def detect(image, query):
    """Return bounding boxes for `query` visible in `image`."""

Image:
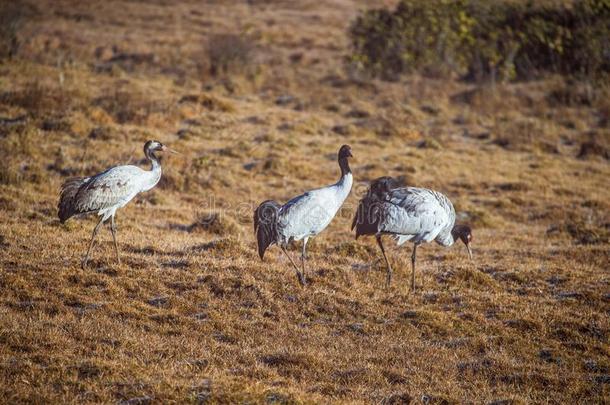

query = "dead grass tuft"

[577,132,609,160]
[178,93,236,113]
[188,211,242,237]
[547,221,609,245]
[206,34,255,77]
[458,207,501,228]
[546,80,595,108]
[94,88,171,125]
[438,266,499,290]
[191,237,250,258]
[0,81,75,117]
[326,241,376,261]
[416,137,443,150]
[0,124,45,185]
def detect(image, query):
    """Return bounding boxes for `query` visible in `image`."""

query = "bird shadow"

[124,244,189,258]
[125,245,162,255]
[81,261,119,276]
[161,259,190,270]
[165,222,197,233]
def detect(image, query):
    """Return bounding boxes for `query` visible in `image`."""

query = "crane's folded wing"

[379,188,452,237]
[73,166,144,213]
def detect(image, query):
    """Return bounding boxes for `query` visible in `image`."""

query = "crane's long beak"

[466,244,473,260]
[162,145,181,155]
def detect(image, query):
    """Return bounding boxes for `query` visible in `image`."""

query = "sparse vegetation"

[0,0,608,403]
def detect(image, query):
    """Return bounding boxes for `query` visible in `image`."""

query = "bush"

[348,0,610,82]
[0,81,74,116]
[93,88,170,124]
[207,34,254,77]
[349,0,476,80]
[0,2,24,60]
[0,125,43,185]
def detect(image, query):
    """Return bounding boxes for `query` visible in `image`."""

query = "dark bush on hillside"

[0,81,75,116]
[0,2,24,59]
[348,0,610,82]
[94,88,170,124]
[207,34,254,77]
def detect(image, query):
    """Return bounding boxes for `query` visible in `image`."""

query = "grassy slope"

[0,0,608,403]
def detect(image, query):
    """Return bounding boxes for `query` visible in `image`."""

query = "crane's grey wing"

[59,176,91,222]
[379,188,453,240]
[278,191,332,240]
[71,166,143,215]
[278,192,312,236]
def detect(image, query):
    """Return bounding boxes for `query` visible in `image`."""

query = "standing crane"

[58,140,177,268]
[254,145,354,286]
[352,176,473,289]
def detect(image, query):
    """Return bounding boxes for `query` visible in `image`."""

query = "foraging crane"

[352,176,472,290]
[254,145,354,286]
[58,140,177,268]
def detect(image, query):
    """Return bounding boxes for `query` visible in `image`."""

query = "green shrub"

[348,0,610,82]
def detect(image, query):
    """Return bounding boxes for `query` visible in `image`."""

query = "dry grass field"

[0,0,609,403]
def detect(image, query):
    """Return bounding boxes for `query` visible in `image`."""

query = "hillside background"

[0,0,608,403]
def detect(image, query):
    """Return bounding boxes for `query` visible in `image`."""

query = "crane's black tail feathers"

[352,176,396,239]
[352,195,381,239]
[58,177,87,223]
[254,200,281,260]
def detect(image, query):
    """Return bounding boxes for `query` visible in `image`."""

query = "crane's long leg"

[110,215,120,265]
[376,235,393,287]
[411,243,418,291]
[301,237,309,283]
[82,217,105,269]
[281,246,305,286]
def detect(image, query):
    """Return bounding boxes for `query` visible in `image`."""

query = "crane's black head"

[369,176,397,197]
[338,144,353,160]
[451,224,473,260]
[144,140,166,153]
[143,140,179,160]
[338,144,353,176]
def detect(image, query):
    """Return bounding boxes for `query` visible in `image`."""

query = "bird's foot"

[297,272,307,287]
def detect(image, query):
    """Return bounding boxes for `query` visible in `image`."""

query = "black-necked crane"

[254,145,354,286]
[58,140,177,268]
[352,176,473,290]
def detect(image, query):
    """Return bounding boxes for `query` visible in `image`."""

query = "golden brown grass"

[0,0,608,403]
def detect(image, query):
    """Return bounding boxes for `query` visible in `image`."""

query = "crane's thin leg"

[281,246,305,286]
[411,244,418,291]
[301,237,309,283]
[376,235,393,287]
[82,217,105,269]
[110,215,120,265]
